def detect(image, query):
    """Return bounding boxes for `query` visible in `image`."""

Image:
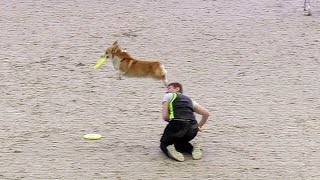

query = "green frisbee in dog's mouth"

[94,55,108,69]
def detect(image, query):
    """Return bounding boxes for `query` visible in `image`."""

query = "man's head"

[167,82,183,93]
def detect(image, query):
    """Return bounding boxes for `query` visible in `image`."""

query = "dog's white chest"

[110,57,122,70]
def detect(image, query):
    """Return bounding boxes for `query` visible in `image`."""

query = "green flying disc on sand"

[94,56,108,69]
[83,133,102,140]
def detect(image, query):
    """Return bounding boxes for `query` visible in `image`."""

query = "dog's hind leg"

[163,78,168,87]
[160,64,168,87]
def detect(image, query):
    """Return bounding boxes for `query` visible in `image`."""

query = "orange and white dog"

[103,41,168,86]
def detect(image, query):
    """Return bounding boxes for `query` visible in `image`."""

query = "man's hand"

[194,104,210,129]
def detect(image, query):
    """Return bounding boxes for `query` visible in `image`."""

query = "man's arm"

[162,101,169,122]
[193,104,210,130]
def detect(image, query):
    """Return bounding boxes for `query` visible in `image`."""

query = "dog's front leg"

[116,70,125,80]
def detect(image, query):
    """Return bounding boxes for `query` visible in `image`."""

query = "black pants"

[160,120,198,156]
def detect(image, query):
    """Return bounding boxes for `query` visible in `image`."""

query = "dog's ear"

[111,45,119,58]
[113,41,118,46]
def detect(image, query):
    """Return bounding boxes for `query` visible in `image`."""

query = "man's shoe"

[192,145,202,160]
[166,145,184,162]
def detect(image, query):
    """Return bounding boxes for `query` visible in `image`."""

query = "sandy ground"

[1,0,320,179]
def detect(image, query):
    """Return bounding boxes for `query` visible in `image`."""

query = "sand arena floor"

[1,0,320,179]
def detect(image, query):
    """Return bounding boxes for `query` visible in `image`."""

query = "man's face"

[167,85,179,93]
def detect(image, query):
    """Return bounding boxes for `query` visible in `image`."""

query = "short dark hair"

[167,82,183,93]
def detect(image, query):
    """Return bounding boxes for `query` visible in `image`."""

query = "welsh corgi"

[103,41,168,86]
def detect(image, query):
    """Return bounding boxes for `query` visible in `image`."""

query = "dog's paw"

[116,76,123,80]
